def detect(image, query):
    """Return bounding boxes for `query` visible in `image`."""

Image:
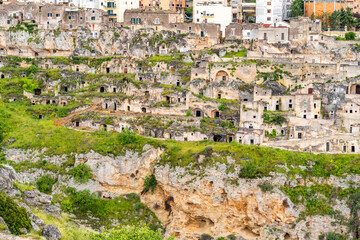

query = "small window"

[267,1,271,4]
[200,31,204,37]
[56,13,60,17]
[91,16,96,20]
[48,13,53,17]
[267,9,271,13]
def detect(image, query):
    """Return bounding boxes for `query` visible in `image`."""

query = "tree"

[290,0,304,18]
[310,12,315,21]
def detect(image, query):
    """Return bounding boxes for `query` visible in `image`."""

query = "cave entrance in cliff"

[356,85,360,94]
[213,135,222,142]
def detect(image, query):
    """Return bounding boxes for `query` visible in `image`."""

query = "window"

[267,1,271,4]
[231,30,235,36]
[326,142,330,152]
[69,16,72,20]
[281,33,284,40]
[267,9,271,13]
[264,33,267,40]
[69,24,73,29]
[267,17,271,21]
[131,18,135,24]
[91,16,95,20]
[200,31,204,37]
[56,13,60,17]
[48,13,52,17]
[177,30,181,34]
[154,18,160,24]
[136,18,141,24]
[189,26,192,32]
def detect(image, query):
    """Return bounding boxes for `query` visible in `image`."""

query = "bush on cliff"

[0,192,31,235]
[143,174,157,194]
[72,163,92,183]
[238,161,263,179]
[36,174,56,194]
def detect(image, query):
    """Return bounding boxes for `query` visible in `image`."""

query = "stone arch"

[211,109,220,118]
[193,108,203,117]
[349,84,360,94]
[215,70,229,81]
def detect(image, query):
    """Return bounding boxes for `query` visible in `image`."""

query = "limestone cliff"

[5,147,351,240]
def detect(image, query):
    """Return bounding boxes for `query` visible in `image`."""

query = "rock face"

[0,165,16,191]
[41,225,62,240]
[4,147,351,239]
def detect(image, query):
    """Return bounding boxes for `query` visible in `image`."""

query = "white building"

[193,1,232,36]
[256,0,284,25]
[4,0,100,8]
[68,0,100,8]
[99,0,139,22]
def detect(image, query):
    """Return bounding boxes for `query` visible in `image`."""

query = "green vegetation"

[59,188,161,230]
[223,49,247,58]
[36,174,57,194]
[345,32,356,40]
[32,208,92,240]
[318,232,347,240]
[258,182,274,192]
[72,164,92,183]
[328,8,358,30]
[218,104,227,111]
[143,174,158,194]
[290,0,304,17]
[263,113,287,125]
[91,224,173,240]
[0,192,31,235]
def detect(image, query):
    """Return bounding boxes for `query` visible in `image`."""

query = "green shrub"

[90,224,171,240]
[143,174,157,194]
[238,161,263,179]
[72,163,92,183]
[36,174,56,194]
[263,113,286,125]
[0,192,31,235]
[318,232,346,240]
[118,128,138,145]
[186,109,191,117]
[60,199,73,212]
[57,108,70,118]
[258,182,274,192]
[227,235,236,240]
[200,234,214,240]
[218,104,227,111]
[345,32,356,41]
[22,78,38,92]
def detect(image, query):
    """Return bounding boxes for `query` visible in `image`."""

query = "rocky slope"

[4,146,354,240]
